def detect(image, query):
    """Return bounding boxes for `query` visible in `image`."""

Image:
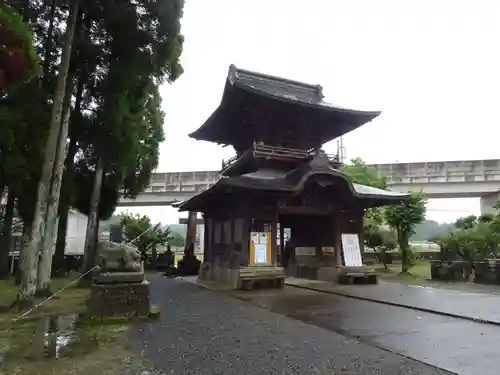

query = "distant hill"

[166,224,187,235]
[411,220,455,241]
[126,219,454,244]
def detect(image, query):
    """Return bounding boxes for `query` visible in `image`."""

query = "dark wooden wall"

[204,214,251,269]
[200,181,366,269]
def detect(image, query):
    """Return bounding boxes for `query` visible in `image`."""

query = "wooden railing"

[253,143,310,162]
[221,154,239,171]
[221,144,343,172]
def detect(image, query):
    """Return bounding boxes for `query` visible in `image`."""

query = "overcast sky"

[117,0,499,225]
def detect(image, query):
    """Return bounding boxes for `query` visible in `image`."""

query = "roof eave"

[189,65,381,143]
[233,78,381,120]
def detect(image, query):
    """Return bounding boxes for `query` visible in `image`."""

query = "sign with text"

[251,232,268,264]
[341,234,362,267]
[295,247,316,256]
[322,246,335,255]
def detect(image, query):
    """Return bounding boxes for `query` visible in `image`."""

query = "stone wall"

[89,282,150,317]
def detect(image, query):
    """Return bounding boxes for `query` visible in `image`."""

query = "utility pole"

[336,137,346,165]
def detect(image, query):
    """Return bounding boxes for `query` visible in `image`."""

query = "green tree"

[121,213,171,264]
[478,214,494,224]
[0,3,47,280]
[364,222,397,269]
[384,191,427,273]
[18,0,80,305]
[342,158,388,224]
[0,4,39,94]
[78,0,184,281]
[454,215,477,230]
[169,232,186,247]
[342,157,387,189]
[0,0,183,298]
[435,209,500,276]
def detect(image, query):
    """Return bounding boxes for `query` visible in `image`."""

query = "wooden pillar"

[279,221,285,266]
[334,214,343,267]
[203,216,211,263]
[357,208,365,256]
[242,216,251,266]
[271,214,278,265]
[186,211,197,247]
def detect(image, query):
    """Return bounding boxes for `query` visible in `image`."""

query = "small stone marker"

[148,305,161,320]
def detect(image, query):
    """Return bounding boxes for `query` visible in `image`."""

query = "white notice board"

[322,246,335,255]
[341,234,363,267]
[251,232,268,264]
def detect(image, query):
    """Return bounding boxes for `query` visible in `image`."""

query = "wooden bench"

[338,266,378,285]
[239,266,285,290]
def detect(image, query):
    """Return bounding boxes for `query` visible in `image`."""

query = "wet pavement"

[233,286,500,375]
[134,278,452,375]
[286,277,500,325]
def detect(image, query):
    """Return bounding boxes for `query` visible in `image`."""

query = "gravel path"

[132,278,454,375]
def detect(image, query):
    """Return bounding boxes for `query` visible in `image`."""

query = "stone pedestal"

[89,273,150,317]
[93,271,145,284]
[286,265,339,282]
[474,261,500,285]
[177,255,201,276]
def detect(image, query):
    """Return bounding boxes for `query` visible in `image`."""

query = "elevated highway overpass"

[118,159,500,215]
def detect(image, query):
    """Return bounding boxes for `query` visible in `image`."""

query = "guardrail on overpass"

[117,159,500,206]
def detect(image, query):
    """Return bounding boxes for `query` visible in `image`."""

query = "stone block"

[474,261,500,285]
[296,266,318,279]
[317,266,339,282]
[430,260,442,280]
[89,281,150,317]
[199,262,211,280]
[93,272,145,284]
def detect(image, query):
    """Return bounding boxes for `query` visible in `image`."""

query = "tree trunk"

[53,205,69,276]
[36,80,74,295]
[151,245,157,266]
[52,138,77,276]
[373,247,388,269]
[16,221,32,285]
[80,156,104,285]
[0,189,15,278]
[18,0,80,306]
[398,230,410,274]
[52,73,83,276]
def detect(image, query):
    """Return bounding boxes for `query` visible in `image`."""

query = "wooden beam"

[178,218,205,225]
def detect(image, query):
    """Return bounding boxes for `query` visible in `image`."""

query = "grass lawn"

[0,276,90,320]
[0,275,156,375]
[373,261,432,286]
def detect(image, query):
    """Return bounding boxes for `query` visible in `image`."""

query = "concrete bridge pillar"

[480,192,500,216]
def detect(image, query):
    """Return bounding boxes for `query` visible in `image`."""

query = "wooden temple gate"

[177,65,409,289]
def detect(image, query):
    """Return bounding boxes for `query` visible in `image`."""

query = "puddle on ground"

[0,313,118,362]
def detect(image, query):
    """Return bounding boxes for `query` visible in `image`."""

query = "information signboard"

[295,247,316,256]
[251,232,268,264]
[341,234,362,267]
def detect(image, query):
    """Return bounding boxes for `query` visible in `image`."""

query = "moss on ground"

[0,276,160,375]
